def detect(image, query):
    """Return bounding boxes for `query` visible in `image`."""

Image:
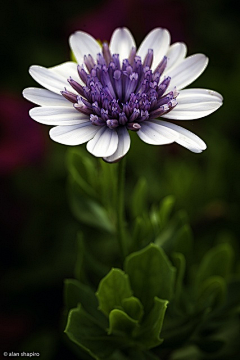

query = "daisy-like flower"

[23,28,223,162]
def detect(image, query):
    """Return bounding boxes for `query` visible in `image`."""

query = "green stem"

[117,156,127,260]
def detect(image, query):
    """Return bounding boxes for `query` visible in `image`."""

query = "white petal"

[69,31,101,65]
[137,28,170,72]
[177,88,223,102]
[50,123,100,146]
[103,127,130,162]
[109,28,136,64]
[162,88,223,120]
[49,60,77,76]
[23,88,71,106]
[166,42,187,72]
[137,120,178,145]
[164,54,209,91]
[87,126,118,157]
[158,120,206,153]
[30,106,89,125]
[29,65,72,94]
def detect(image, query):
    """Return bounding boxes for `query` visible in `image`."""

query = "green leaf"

[67,149,98,199]
[64,279,107,326]
[197,276,227,311]
[171,252,186,304]
[122,297,144,322]
[96,269,132,316]
[158,195,175,229]
[170,345,200,360]
[132,216,153,250]
[134,297,168,349]
[196,243,234,285]
[155,211,193,263]
[65,305,119,360]
[125,244,175,313]
[74,233,110,285]
[108,309,139,336]
[131,177,148,218]
[68,182,114,233]
[98,159,118,211]
[172,224,193,264]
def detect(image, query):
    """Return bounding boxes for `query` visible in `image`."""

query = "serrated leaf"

[134,297,168,349]
[196,243,234,285]
[96,269,132,316]
[64,279,107,326]
[65,305,119,360]
[122,297,144,322]
[125,244,175,313]
[131,177,148,218]
[197,276,227,311]
[108,309,139,336]
[158,195,175,229]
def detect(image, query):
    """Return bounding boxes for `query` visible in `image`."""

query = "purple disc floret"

[61,43,178,132]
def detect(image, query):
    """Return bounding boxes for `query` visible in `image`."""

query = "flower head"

[23,28,223,162]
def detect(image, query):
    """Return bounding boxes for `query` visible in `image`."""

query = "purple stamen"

[102,42,112,65]
[112,54,120,69]
[113,69,123,101]
[90,114,106,126]
[101,67,116,99]
[77,65,89,84]
[84,54,95,72]
[62,49,178,132]
[119,112,128,125]
[127,123,141,131]
[74,102,92,115]
[143,49,154,68]
[128,47,137,66]
[106,119,119,129]
[154,56,168,75]
[68,77,85,97]
[61,89,78,103]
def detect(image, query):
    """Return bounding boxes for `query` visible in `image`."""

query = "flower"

[23,27,223,162]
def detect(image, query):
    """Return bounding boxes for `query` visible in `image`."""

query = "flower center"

[61,44,178,131]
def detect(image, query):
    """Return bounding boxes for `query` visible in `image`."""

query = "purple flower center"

[61,44,178,131]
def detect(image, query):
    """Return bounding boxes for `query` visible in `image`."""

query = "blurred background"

[1,0,239,358]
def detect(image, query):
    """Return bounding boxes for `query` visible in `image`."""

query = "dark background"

[1,0,240,358]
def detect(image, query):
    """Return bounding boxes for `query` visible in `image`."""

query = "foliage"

[64,147,240,360]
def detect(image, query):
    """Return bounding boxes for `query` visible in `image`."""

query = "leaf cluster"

[65,148,240,359]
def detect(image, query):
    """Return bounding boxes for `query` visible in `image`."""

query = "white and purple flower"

[23,27,223,162]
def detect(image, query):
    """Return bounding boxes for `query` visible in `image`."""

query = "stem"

[117,156,127,259]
